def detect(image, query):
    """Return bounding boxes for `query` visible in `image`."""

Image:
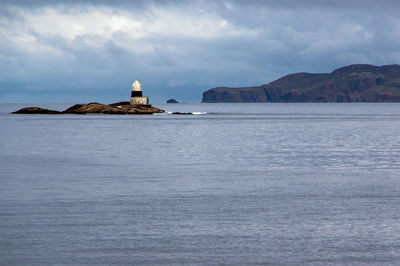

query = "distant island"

[202,64,400,102]
[13,102,164,115]
[166,99,179,103]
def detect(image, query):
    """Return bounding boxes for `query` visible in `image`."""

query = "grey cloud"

[1,0,400,102]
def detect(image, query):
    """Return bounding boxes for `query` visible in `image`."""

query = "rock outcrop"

[13,102,164,115]
[166,99,179,103]
[12,107,62,114]
[202,64,400,102]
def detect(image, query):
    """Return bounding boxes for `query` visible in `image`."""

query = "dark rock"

[12,107,61,114]
[172,112,192,115]
[108,101,131,107]
[167,99,179,103]
[202,64,400,102]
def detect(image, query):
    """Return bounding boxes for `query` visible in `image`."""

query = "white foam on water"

[192,112,207,115]
[160,111,207,115]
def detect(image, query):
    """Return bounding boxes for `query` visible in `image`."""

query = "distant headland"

[13,80,164,115]
[202,64,400,103]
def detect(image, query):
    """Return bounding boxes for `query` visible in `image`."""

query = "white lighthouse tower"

[130,80,149,105]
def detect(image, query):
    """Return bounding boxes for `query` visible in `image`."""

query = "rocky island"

[202,64,400,102]
[13,102,164,115]
[13,80,164,115]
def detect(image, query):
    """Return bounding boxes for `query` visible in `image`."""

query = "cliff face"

[202,64,400,102]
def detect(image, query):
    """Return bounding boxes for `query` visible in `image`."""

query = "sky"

[1,0,400,103]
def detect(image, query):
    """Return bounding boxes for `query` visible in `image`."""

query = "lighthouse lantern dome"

[132,80,142,91]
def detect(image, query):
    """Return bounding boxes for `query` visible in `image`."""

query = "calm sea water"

[1,103,400,265]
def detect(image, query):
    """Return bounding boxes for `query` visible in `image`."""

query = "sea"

[1,103,400,265]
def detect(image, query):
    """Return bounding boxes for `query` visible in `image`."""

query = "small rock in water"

[172,112,192,115]
[166,99,179,103]
[12,107,61,114]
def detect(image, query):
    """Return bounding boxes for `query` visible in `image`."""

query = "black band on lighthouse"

[131,91,143,97]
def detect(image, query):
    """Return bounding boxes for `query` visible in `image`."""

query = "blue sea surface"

[1,103,400,265]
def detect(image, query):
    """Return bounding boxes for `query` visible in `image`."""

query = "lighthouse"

[130,80,149,105]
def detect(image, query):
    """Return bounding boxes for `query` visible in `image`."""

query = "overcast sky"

[1,0,400,103]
